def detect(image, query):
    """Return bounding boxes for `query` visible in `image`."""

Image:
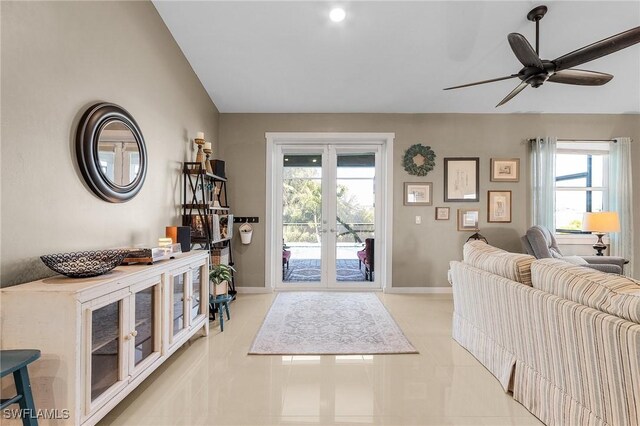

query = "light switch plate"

[415,216,422,224]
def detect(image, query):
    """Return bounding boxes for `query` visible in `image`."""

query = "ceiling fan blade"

[508,33,544,69]
[443,75,520,90]
[553,26,640,71]
[547,69,613,86]
[496,81,528,107]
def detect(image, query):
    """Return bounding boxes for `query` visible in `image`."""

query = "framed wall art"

[487,190,512,223]
[444,157,479,202]
[435,207,450,220]
[490,158,520,182]
[404,182,433,206]
[457,209,479,231]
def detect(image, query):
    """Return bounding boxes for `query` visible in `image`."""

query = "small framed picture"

[404,182,433,206]
[490,158,520,182]
[444,158,480,202]
[435,207,450,220]
[488,190,512,223]
[457,209,479,231]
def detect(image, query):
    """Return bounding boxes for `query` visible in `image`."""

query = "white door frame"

[265,132,394,291]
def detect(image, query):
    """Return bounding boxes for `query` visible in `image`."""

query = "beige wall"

[1,1,219,286]
[219,114,640,287]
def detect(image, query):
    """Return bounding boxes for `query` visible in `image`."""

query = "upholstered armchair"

[521,225,626,274]
[357,238,374,281]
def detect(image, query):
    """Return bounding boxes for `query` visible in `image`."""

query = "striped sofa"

[450,240,640,426]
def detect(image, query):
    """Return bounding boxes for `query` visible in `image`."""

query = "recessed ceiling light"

[329,8,346,23]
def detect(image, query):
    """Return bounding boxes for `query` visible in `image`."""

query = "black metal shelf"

[182,204,230,211]
[192,236,232,245]
[182,161,235,295]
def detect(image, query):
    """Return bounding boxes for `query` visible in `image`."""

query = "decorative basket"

[40,249,128,278]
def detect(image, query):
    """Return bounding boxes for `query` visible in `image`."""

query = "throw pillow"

[562,256,589,266]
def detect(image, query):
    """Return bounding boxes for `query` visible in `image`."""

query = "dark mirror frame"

[76,103,147,203]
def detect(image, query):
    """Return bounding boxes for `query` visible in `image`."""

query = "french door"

[275,144,382,289]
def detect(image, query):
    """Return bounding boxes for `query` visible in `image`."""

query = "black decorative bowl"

[40,249,128,278]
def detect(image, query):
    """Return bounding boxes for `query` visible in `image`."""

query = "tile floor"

[99,293,543,425]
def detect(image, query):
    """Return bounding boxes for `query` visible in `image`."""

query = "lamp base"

[592,232,606,256]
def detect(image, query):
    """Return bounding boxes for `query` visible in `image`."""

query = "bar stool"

[1,349,41,426]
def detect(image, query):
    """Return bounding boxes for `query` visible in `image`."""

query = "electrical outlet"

[415,216,422,224]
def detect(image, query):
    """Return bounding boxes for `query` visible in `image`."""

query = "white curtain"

[609,137,634,277]
[530,137,557,231]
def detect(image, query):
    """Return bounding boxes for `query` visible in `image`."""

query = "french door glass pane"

[173,273,186,336]
[134,286,155,366]
[91,301,120,401]
[336,153,375,282]
[282,154,323,282]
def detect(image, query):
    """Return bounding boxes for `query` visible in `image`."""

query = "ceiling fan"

[444,5,640,107]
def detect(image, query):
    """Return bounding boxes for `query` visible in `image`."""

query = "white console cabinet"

[0,250,209,426]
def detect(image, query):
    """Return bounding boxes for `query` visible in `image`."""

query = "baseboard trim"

[384,286,453,294]
[235,286,273,294]
[236,286,452,294]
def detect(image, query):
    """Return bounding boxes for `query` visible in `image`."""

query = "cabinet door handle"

[131,330,138,337]
[124,333,131,340]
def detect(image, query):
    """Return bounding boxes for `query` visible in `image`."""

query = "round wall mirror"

[76,103,147,202]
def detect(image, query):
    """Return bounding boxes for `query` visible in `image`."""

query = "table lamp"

[582,212,620,256]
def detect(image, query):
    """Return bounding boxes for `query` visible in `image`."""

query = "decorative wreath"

[403,144,436,176]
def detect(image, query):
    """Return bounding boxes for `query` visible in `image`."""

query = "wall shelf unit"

[182,162,235,296]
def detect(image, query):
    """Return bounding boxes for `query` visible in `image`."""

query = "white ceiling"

[153,1,640,114]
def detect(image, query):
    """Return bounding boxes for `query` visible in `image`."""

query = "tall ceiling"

[153,1,640,114]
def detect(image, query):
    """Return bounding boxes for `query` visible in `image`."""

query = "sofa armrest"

[582,256,627,268]
[585,263,622,274]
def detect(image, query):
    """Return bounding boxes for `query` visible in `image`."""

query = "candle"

[196,131,204,140]
[158,238,173,248]
[204,142,212,150]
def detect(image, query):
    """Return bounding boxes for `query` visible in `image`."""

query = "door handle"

[321,229,328,233]
[330,228,336,233]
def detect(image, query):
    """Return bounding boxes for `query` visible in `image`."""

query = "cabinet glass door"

[90,300,122,402]
[131,282,160,370]
[172,271,188,338]
[190,264,206,322]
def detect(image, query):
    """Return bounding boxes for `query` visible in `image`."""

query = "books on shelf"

[211,247,230,265]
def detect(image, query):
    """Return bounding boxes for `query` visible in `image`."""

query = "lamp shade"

[582,212,620,233]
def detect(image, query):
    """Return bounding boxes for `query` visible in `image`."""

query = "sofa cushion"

[463,241,535,286]
[531,258,640,323]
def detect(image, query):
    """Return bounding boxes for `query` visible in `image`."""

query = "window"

[555,141,609,233]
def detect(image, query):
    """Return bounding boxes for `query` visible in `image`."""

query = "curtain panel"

[609,137,634,277]
[530,137,557,231]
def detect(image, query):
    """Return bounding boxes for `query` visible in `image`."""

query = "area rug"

[249,292,418,355]
[284,259,365,282]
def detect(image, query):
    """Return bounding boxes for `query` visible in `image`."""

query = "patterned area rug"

[284,259,367,282]
[249,292,418,355]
